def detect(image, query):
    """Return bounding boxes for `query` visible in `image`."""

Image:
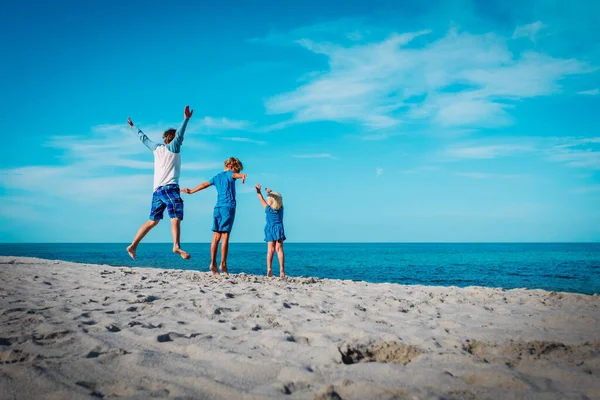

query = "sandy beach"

[1,256,599,399]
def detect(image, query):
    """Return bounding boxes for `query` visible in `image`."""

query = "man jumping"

[126,105,193,261]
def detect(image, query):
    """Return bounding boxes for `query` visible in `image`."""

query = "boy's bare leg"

[210,232,221,275]
[276,240,285,278]
[219,232,230,275]
[127,220,159,260]
[266,242,275,277]
[170,218,190,260]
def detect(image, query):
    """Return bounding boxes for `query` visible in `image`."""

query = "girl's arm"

[255,184,267,208]
[182,182,211,194]
[232,173,247,183]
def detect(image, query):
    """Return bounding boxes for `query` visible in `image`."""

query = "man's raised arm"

[127,117,158,151]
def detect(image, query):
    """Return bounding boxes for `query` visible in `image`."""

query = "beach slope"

[1,256,599,399]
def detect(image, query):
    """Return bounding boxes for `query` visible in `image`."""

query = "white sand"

[1,256,599,400]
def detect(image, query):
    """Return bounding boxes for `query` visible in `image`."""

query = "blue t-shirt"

[209,171,237,208]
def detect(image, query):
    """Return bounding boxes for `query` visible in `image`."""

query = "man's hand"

[181,188,191,194]
[255,183,261,192]
[184,105,194,119]
[127,117,134,127]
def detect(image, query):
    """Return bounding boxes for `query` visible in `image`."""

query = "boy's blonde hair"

[267,191,283,210]
[224,157,243,173]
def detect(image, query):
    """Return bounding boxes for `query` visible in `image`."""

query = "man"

[126,105,193,261]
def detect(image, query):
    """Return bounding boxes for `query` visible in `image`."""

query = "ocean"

[1,243,599,295]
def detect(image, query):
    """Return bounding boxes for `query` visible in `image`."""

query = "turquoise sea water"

[1,243,599,295]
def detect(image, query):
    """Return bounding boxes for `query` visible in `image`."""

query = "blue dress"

[264,206,286,242]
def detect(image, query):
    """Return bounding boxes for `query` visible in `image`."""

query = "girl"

[255,184,286,278]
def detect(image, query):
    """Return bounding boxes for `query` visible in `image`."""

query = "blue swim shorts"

[149,184,184,220]
[212,206,235,233]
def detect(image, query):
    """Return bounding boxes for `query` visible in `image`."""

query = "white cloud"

[261,25,589,132]
[0,122,228,215]
[512,21,547,41]
[455,172,522,179]
[445,144,533,159]
[376,167,383,176]
[442,136,600,170]
[571,185,600,194]
[401,166,441,174]
[292,153,336,159]
[221,137,267,145]
[199,117,250,130]
[577,89,599,96]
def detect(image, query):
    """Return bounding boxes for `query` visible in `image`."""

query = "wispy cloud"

[455,172,522,179]
[292,153,336,159]
[376,167,383,176]
[442,136,600,170]
[445,144,533,160]
[0,122,225,212]
[571,184,600,194]
[401,166,441,174]
[512,21,547,41]
[221,137,266,145]
[577,89,599,96]
[259,23,590,133]
[198,117,250,130]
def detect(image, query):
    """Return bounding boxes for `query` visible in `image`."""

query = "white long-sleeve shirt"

[131,118,189,191]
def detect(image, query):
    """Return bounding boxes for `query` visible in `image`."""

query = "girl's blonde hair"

[224,157,243,173]
[267,191,283,210]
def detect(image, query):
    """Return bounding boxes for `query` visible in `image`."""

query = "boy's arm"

[167,105,193,153]
[127,117,158,151]
[255,184,267,208]
[182,181,211,194]
[232,173,247,184]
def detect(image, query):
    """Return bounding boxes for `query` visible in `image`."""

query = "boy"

[182,158,246,275]
[126,105,193,261]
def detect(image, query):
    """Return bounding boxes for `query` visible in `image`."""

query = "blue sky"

[1,0,599,243]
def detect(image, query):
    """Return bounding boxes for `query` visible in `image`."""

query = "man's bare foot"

[126,245,137,260]
[209,264,220,276]
[173,247,191,260]
[220,264,229,276]
[280,270,286,278]
[267,269,273,277]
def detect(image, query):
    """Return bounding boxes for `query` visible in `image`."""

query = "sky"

[0,0,599,243]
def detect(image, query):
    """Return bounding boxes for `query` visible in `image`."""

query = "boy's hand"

[181,188,191,194]
[127,117,134,127]
[241,174,247,184]
[184,105,194,119]
[255,184,261,192]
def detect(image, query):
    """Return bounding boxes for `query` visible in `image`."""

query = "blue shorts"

[149,184,184,220]
[212,207,235,233]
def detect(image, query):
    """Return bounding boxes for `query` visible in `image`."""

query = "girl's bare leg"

[266,242,275,277]
[276,240,285,278]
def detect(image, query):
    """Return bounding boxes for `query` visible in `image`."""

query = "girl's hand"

[265,187,273,194]
[255,183,261,192]
[241,174,247,184]
[181,188,191,194]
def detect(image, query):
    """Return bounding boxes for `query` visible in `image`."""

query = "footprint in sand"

[33,331,72,345]
[0,349,30,364]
